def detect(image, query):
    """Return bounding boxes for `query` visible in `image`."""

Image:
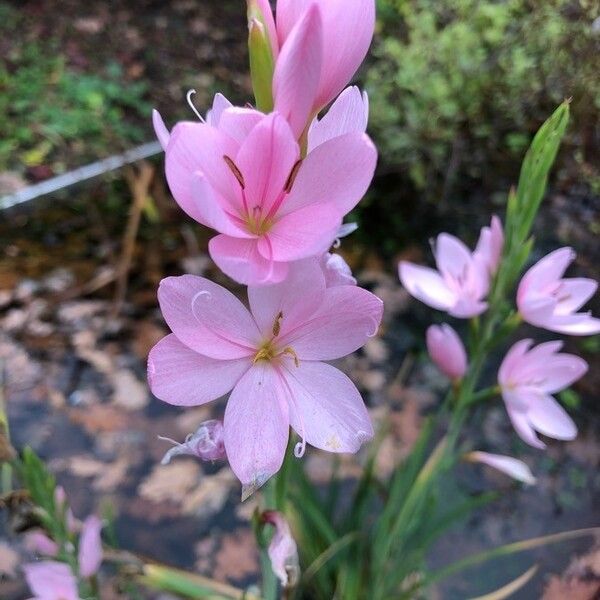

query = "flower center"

[252,312,300,367]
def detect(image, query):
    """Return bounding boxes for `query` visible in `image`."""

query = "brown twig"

[112,161,154,317]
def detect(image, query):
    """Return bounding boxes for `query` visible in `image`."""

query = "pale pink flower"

[426,324,467,380]
[274,0,375,111]
[162,110,376,285]
[23,561,80,600]
[465,451,536,485]
[263,511,300,587]
[498,339,587,449]
[25,531,59,557]
[148,259,382,498]
[399,233,490,317]
[159,420,226,465]
[78,515,103,578]
[517,248,600,335]
[320,252,356,287]
[473,215,504,275]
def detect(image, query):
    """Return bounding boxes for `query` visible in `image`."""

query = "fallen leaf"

[213,528,259,583]
[69,404,128,434]
[138,462,200,504]
[182,469,236,516]
[111,369,148,411]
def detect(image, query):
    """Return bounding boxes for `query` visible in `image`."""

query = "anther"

[283,347,300,367]
[272,311,283,337]
[186,89,205,122]
[223,155,245,188]
[284,160,302,193]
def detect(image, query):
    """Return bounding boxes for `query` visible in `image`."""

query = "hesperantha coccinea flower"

[498,339,588,449]
[148,258,383,498]
[154,107,376,285]
[517,247,600,335]
[399,231,492,318]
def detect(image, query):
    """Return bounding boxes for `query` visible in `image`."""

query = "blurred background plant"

[358,0,600,251]
[0,5,150,175]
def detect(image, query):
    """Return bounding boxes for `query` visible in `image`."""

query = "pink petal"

[520,354,587,394]
[283,360,373,452]
[278,0,375,109]
[188,173,251,237]
[526,393,577,441]
[498,339,534,386]
[518,247,575,298]
[434,233,473,282]
[449,297,488,318]
[542,313,600,335]
[505,403,546,449]
[152,109,170,150]
[260,203,341,262]
[467,451,536,485]
[25,531,59,557]
[205,93,232,127]
[217,106,264,145]
[264,511,299,586]
[148,335,250,406]
[78,515,103,578]
[224,364,290,498]
[283,132,377,216]
[158,275,259,359]
[307,86,369,151]
[248,258,326,338]
[279,285,383,360]
[24,561,79,600]
[553,278,598,314]
[273,4,323,138]
[235,113,299,217]
[209,235,289,286]
[398,261,456,311]
[165,122,241,216]
[321,252,357,287]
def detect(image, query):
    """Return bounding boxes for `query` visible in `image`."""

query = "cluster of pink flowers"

[148,0,381,500]
[400,216,598,480]
[24,487,103,599]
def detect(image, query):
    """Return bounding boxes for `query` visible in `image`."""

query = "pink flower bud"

[78,515,103,578]
[159,420,227,465]
[466,451,536,485]
[263,511,299,587]
[426,324,467,380]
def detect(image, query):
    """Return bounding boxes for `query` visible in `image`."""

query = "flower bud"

[159,420,226,465]
[78,515,103,578]
[426,324,467,381]
[263,511,300,587]
[465,451,536,485]
[248,17,275,112]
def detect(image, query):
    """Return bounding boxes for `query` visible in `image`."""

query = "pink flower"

[23,561,80,600]
[163,110,376,285]
[426,324,467,380]
[517,248,600,335]
[263,511,299,587]
[498,339,587,449]
[78,515,103,578]
[274,0,375,111]
[465,451,536,485]
[473,215,504,275]
[148,259,382,498]
[399,233,490,318]
[159,420,227,465]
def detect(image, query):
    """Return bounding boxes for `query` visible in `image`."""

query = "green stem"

[0,361,13,494]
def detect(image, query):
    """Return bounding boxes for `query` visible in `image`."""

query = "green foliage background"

[365,0,599,198]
